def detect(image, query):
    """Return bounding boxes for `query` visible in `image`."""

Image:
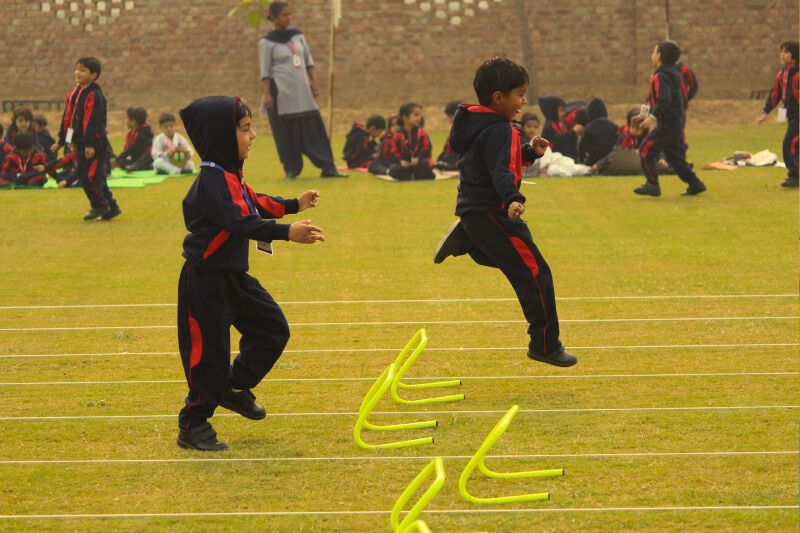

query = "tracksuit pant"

[640,119,703,187]
[75,143,117,210]
[388,159,436,181]
[177,262,290,429]
[267,109,337,176]
[783,118,799,181]
[460,211,563,357]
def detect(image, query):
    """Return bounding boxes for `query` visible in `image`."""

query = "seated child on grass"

[114,106,154,170]
[435,100,463,171]
[343,114,385,169]
[5,108,37,146]
[577,98,619,166]
[33,116,57,162]
[47,148,78,187]
[0,133,48,187]
[386,102,435,181]
[152,112,195,175]
[519,112,541,177]
[0,125,13,167]
[368,114,399,175]
[539,96,582,160]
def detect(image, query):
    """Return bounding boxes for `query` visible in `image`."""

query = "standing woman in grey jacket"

[259,1,347,179]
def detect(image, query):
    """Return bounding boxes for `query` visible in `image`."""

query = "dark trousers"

[388,159,436,181]
[177,262,290,429]
[76,144,116,210]
[267,109,336,175]
[783,118,799,180]
[460,211,562,356]
[640,120,702,187]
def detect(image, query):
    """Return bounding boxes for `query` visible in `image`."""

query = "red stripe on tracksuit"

[245,184,285,218]
[82,92,95,135]
[203,230,231,259]
[187,311,203,385]
[640,139,656,159]
[508,126,522,188]
[223,171,250,216]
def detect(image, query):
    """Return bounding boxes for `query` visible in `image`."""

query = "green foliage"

[227,0,272,27]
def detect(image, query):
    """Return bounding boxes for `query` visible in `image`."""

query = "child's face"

[15,116,31,131]
[161,121,176,138]
[404,108,423,128]
[780,48,796,66]
[523,119,539,139]
[74,63,97,86]
[491,84,527,121]
[32,122,42,132]
[446,113,455,125]
[366,126,384,139]
[126,117,137,130]
[651,46,661,68]
[237,115,256,160]
[388,119,399,133]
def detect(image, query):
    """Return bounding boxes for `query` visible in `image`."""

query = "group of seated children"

[343,100,463,180]
[0,105,195,188]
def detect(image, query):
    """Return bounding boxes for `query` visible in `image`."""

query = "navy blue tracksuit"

[177,96,300,430]
[764,65,799,181]
[639,65,703,188]
[450,104,563,357]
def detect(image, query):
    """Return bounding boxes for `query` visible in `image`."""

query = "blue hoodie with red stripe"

[449,104,539,216]
[647,65,684,123]
[179,96,299,272]
[56,82,107,150]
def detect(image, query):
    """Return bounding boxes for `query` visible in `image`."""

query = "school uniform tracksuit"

[387,126,435,181]
[343,123,377,169]
[177,96,297,430]
[57,82,118,211]
[0,149,49,187]
[764,65,799,182]
[639,65,704,189]
[539,96,578,160]
[117,124,154,170]
[450,104,563,357]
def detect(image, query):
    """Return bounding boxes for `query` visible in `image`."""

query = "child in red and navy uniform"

[113,106,154,171]
[0,125,13,168]
[52,57,121,220]
[4,108,37,146]
[634,41,706,197]
[367,114,399,175]
[435,100,463,171]
[343,115,385,169]
[434,57,577,368]
[0,133,48,188]
[387,103,435,181]
[538,95,581,160]
[176,96,324,451]
[758,40,799,188]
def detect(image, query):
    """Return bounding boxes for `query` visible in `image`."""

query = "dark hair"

[159,112,176,125]
[781,40,799,61]
[520,112,539,125]
[574,108,589,126]
[397,102,421,127]
[626,107,639,127]
[387,114,399,129]
[267,1,289,21]
[76,57,102,79]
[366,114,386,130]
[34,115,47,127]
[444,100,462,117]
[0,124,4,137]
[657,40,681,66]
[14,132,34,151]
[12,108,34,123]
[126,106,147,126]
[234,98,253,124]
[473,57,529,106]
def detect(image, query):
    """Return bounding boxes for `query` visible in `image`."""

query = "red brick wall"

[1,0,796,114]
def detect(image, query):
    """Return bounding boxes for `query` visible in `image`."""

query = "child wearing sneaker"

[434,57,577,368]
[176,96,324,451]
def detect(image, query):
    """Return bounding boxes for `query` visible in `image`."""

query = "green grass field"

[0,122,797,532]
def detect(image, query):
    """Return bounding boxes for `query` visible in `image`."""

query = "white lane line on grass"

[0,506,794,519]
[0,372,796,387]
[2,342,797,359]
[0,405,795,421]
[0,293,795,310]
[0,316,797,332]
[0,450,795,465]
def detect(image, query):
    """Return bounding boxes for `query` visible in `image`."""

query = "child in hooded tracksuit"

[634,41,706,197]
[434,57,577,367]
[538,96,580,160]
[759,40,799,188]
[176,95,324,451]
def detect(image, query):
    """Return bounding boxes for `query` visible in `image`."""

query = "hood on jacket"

[538,95,565,122]
[449,104,508,153]
[587,98,608,121]
[180,96,241,172]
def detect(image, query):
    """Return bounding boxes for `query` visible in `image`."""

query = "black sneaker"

[83,206,110,221]
[527,347,578,367]
[433,220,470,264]
[681,182,707,196]
[177,422,229,451]
[321,169,348,178]
[100,205,122,221]
[633,183,661,197]
[780,177,799,188]
[219,388,267,420]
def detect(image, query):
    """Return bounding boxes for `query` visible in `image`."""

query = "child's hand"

[400,160,411,169]
[289,220,325,244]
[531,136,550,156]
[657,159,669,170]
[50,143,61,154]
[85,146,95,159]
[410,157,419,166]
[572,124,585,136]
[640,116,657,131]
[298,189,320,211]
[33,165,45,172]
[58,180,67,188]
[756,113,769,125]
[264,95,274,112]
[508,201,525,220]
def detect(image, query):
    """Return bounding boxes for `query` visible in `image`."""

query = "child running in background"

[435,100,463,171]
[434,57,577,367]
[152,112,195,175]
[758,40,799,188]
[343,114,385,169]
[0,133,48,187]
[176,96,324,451]
[114,106,154,170]
[387,102,435,181]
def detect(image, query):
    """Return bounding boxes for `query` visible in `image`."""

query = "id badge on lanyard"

[287,40,302,69]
